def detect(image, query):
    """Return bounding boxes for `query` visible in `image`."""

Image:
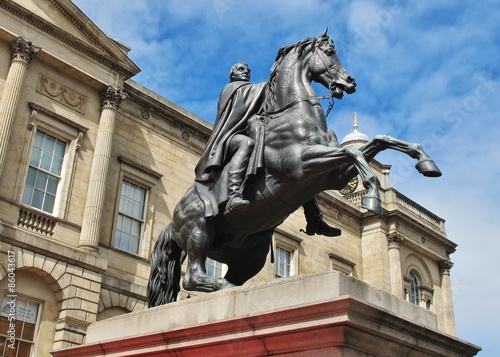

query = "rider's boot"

[302,198,341,237]
[225,163,250,215]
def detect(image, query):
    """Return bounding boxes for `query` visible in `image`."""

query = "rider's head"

[229,62,251,82]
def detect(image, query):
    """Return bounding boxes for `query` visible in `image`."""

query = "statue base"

[52,271,480,357]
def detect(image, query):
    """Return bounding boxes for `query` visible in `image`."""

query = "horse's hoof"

[361,195,383,216]
[416,159,442,177]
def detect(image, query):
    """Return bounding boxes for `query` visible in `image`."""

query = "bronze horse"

[147,29,441,306]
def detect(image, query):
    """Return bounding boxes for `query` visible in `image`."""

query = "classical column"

[0,37,39,176]
[439,259,457,335]
[78,86,126,251]
[387,232,404,299]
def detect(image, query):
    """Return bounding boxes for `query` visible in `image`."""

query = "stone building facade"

[0,1,459,356]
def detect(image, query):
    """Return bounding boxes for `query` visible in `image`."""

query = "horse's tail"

[147,223,183,307]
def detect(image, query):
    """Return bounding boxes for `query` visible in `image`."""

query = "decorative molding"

[17,206,56,236]
[123,84,211,142]
[387,232,403,248]
[37,76,87,114]
[118,155,163,187]
[328,252,355,275]
[11,36,40,64]
[438,259,454,274]
[101,86,127,109]
[28,102,89,135]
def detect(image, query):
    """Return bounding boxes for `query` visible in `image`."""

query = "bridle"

[261,40,339,118]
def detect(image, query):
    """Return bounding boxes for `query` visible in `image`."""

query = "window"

[0,296,40,357]
[275,247,292,278]
[409,271,420,305]
[114,156,162,257]
[21,131,66,214]
[205,258,224,278]
[114,180,147,254]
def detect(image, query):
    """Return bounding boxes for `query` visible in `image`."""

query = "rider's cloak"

[194,80,267,218]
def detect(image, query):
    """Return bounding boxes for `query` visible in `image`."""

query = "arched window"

[409,271,420,305]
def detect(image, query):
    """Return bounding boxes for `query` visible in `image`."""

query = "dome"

[341,112,369,147]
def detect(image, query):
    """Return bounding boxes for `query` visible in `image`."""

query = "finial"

[350,112,359,132]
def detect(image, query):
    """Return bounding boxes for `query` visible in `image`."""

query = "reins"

[261,93,334,118]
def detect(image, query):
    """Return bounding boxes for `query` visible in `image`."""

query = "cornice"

[386,209,456,255]
[123,81,211,142]
[0,0,140,78]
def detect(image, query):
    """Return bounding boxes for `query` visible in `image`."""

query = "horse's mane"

[262,37,318,113]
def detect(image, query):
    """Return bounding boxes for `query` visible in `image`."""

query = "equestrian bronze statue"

[147,29,441,306]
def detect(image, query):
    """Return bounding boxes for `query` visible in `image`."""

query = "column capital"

[387,232,403,248]
[100,86,127,110]
[11,37,40,64]
[439,259,454,275]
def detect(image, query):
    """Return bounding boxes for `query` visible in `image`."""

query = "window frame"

[0,293,43,357]
[114,179,148,255]
[274,246,292,279]
[17,103,87,219]
[21,130,67,214]
[112,156,162,258]
[408,270,421,305]
[273,230,301,279]
[403,259,434,310]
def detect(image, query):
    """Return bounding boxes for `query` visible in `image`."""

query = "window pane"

[29,147,41,166]
[129,237,139,254]
[52,156,63,175]
[40,151,53,171]
[21,186,33,206]
[31,189,44,209]
[55,140,66,158]
[25,167,36,186]
[42,193,55,213]
[34,171,47,190]
[46,176,58,194]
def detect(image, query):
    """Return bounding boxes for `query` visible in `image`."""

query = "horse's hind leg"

[176,194,235,293]
[361,134,442,177]
[184,229,236,293]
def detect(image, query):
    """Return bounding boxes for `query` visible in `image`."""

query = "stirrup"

[224,195,250,215]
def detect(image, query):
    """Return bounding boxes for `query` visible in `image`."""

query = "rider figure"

[195,62,340,236]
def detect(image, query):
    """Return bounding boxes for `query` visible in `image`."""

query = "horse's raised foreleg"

[300,145,382,215]
[361,134,442,177]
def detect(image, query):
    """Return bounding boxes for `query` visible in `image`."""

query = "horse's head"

[310,28,356,99]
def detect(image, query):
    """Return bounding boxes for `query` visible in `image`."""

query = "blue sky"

[72,1,499,355]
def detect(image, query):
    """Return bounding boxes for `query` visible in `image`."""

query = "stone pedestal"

[52,271,480,357]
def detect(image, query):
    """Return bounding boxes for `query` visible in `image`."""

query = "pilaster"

[439,259,456,335]
[78,86,126,251]
[387,232,404,299]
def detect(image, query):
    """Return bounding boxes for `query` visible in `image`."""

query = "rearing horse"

[147,29,441,306]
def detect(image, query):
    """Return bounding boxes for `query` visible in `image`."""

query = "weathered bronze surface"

[148,29,441,307]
